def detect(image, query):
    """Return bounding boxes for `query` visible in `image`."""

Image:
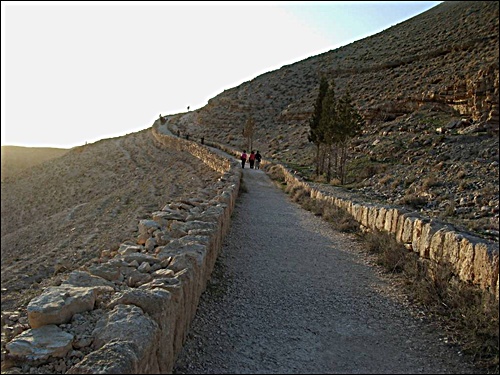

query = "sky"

[2,1,442,149]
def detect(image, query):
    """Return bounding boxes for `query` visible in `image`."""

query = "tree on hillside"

[309,79,364,184]
[319,79,338,183]
[335,88,363,184]
[308,76,329,176]
[243,115,255,151]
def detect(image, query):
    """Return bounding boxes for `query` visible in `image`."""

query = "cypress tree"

[308,77,329,176]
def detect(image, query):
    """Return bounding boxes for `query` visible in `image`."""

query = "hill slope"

[1,146,69,181]
[170,1,499,242]
[1,130,222,312]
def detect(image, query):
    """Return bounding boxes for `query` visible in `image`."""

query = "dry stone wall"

[3,121,242,374]
[274,163,499,299]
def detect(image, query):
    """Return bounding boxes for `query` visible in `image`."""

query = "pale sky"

[1,1,442,148]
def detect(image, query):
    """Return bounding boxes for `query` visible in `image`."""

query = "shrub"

[362,229,409,273]
[399,193,427,209]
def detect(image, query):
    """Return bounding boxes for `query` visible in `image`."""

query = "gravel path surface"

[173,166,479,374]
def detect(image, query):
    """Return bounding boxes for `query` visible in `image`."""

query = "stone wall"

[273,163,499,299]
[4,122,242,373]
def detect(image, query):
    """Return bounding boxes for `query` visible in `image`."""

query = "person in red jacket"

[249,150,256,169]
[240,150,247,169]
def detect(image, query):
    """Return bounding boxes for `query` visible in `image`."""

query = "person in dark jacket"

[255,151,262,169]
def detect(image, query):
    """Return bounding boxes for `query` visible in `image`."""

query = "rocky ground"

[308,109,499,243]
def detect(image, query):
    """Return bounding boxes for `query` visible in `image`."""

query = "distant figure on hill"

[255,150,262,169]
[186,134,190,140]
[240,150,248,169]
[201,137,204,145]
[249,150,256,169]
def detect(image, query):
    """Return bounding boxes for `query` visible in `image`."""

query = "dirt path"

[173,165,479,374]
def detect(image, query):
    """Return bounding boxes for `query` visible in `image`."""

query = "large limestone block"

[429,228,449,263]
[157,237,208,268]
[384,208,399,234]
[401,215,421,245]
[181,220,217,233]
[121,252,160,266]
[457,237,476,283]
[339,198,350,212]
[138,219,161,235]
[27,286,97,328]
[67,340,140,374]
[413,221,445,259]
[359,205,371,228]
[6,324,74,361]
[62,270,116,291]
[92,304,159,352]
[411,217,431,254]
[350,203,363,223]
[107,288,172,319]
[442,231,463,264]
[472,241,499,291]
[153,209,187,222]
[88,262,122,281]
[367,206,379,230]
[375,207,387,232]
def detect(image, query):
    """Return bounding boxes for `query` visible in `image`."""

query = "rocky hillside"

[1,130,222,313]
[170,1,499,242]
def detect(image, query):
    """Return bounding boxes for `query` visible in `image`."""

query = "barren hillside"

[1,130,222,312]
[171,0,499,242]
[1,146,69,181]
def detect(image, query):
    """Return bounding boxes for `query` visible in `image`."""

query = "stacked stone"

[280,164,499,299]
[3,129,242,374]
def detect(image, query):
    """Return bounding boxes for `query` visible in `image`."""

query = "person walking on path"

[255,150,262,169]
[249,150,256,169]
[240,150,247,169]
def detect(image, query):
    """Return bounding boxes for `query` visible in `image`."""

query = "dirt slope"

[1,146,69,182]
[1,129,222,312]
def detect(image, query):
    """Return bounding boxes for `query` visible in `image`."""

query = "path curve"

[173,166,478,374]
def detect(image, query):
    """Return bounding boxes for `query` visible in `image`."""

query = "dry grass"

[362,229,499,374]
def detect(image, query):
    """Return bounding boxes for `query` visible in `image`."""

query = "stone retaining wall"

[273,163,499,299]
[4,122,242,373]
